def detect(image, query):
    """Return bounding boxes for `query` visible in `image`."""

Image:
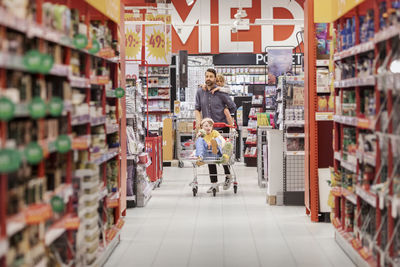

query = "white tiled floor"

[105,163,355,267]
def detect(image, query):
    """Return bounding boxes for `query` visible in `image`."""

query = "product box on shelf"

[162,118,174,161]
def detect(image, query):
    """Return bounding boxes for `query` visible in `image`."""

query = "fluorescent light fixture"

[186,0,194,6]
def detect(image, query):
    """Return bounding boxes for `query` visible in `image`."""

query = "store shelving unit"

[214,66,270,96]
[126,76,148,208]
[139,65,171,131]
[304,0,336,223]
[282,76,306,205]
[0,1,126,266]
[322,0,400,265]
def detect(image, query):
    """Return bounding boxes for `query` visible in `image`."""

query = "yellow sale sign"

[125,24,142,60]
[145,25,171,64]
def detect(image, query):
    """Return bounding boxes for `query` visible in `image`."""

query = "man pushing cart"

[190,68,237,196]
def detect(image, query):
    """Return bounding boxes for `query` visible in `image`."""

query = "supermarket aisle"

[105,163,354,267]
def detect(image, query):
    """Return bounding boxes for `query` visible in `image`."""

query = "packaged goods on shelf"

[1,2,124,265]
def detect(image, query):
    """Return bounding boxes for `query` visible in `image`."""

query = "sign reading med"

[171,0,304,54]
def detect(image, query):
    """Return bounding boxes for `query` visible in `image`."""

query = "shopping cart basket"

[184,122,238,197]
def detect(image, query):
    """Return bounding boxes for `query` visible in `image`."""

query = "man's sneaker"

[210,139,218,154]
[223,176,232,190]
[207,184,219,193]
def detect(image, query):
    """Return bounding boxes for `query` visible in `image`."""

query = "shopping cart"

[186,122,239,197]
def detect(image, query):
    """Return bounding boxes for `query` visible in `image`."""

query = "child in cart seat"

[194,118,232,166]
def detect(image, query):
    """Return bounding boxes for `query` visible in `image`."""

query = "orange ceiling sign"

[169,0,304,54]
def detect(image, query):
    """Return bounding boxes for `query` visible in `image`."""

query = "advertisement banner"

[145,24,172,64]
[125,23,142,60]
[267,49,293,77]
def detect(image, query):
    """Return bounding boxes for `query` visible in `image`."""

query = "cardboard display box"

[162,118,174,161]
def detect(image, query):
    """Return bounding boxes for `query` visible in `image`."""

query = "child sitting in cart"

[195,118,232,166]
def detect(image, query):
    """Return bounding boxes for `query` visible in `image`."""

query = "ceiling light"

[234,8,247,19]
[186,0,194,6]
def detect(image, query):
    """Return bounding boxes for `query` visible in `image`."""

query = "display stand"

[0,1,126,266]
[257,127,284,205]
[282,76,306,205]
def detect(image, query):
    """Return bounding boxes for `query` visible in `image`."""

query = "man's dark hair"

[205,68,216,77]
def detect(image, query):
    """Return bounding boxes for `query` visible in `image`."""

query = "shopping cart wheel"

[213,188,217,197]
[192,187,197,197]
[179,161,184,168]
[234,185,238,194]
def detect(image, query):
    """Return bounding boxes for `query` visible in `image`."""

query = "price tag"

[39,54,54,74]
[29,97,46,119]
[64,217,80,230]
[89,39,101,54]
[50,195,65,213]
[25,203,52,224]
[115,87,125,98]
[24,142,43,165]
[56,135,71,153]
[23,50,42,72]
[0,149,21,173]
[73,34,88,49]
[0,97,15,121]
[48,97,64,117]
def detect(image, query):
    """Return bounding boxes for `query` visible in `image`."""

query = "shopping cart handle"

[193,120,237,129]
[213,122,236,129]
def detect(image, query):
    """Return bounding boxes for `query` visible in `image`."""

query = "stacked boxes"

[73,167,101,266]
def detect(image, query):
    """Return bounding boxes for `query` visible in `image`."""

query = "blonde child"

[195,118,232,192]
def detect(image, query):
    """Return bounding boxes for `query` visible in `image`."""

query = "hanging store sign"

[145,24,172,64]
[171,0,304,54]
[125,17,142,60]
[213,53,302,66]
[267,49,293,76]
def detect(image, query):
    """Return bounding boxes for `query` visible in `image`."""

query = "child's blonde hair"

[216,74,225,86]
[200,118,214,127]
